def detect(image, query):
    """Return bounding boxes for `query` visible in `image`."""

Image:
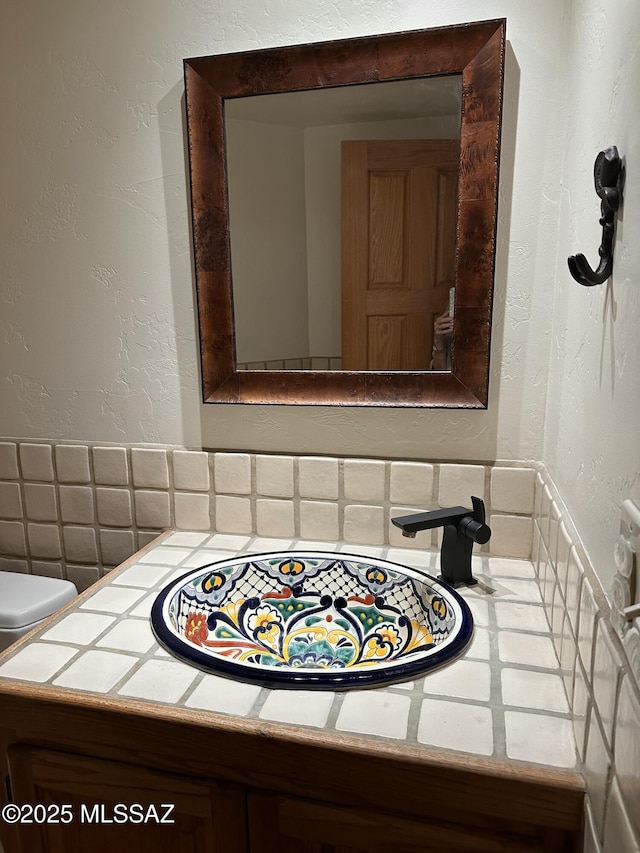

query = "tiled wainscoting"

[532,472,640,852]
[0,441,535,587]
[0,439,639,852]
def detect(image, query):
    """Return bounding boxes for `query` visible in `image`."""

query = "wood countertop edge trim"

[0,678,584,797]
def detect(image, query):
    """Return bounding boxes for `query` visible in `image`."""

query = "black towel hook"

[568,146,624,286]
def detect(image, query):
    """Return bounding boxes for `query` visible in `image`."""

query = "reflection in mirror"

[225,77,463,372]
[184,18,505,406]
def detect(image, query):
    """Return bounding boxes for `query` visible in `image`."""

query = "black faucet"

[391,497,491,588]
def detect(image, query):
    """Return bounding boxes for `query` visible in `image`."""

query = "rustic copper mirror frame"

[184,18,505,407]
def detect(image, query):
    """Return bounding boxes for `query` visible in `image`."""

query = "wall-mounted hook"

[568,146,624,286]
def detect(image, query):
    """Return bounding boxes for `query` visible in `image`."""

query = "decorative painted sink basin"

[151,551,473,689]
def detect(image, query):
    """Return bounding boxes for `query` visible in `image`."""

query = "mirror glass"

[184,19,505,406]
[225,76,463,372]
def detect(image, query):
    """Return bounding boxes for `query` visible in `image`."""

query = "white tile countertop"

[0,531,579,770]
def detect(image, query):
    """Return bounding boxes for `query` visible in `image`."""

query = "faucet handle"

[459,497,491,545]
[472,496,486,525]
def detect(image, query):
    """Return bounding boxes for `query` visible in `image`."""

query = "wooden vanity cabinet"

[5,746,246,853]
[0,684,584,853]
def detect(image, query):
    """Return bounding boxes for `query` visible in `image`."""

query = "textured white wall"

[543,0,640,596]
[1,0,568,462]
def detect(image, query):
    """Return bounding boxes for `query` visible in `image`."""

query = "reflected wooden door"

[341,139,459,370]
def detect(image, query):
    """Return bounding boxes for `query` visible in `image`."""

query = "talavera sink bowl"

[151,551,473,689]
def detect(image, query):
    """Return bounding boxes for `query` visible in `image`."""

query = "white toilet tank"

[0,571,77,653]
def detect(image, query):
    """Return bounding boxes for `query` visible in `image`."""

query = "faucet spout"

[392,497,491,588]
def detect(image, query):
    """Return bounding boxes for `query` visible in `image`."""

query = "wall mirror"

[184,18,505,406]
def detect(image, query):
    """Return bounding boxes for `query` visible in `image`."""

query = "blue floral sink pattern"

[150,551,473,689]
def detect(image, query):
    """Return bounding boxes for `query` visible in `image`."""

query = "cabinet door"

[7,745,246,853]
[248,791,547,853]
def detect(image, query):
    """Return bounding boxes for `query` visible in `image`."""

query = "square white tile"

[118,659,197,703]
[185,674,261,716]
[0,643,78,682]
[134,491,171,529]
[423,659,491,702]
[504,711,576,767]
[256,455,294,498]
[495,602,550,633]
[205,533,251,550]
[299,501,339,541]
[298,457,339,500]
[214,453,251,495]
[100,529,136,566]
[27,523,62,559]
[501,668,569,712]
[0,482,23,519]
[259,690,334,728]
[343,505,385,545]
[53,650,138,693]
[55,445,91,483]
[256,499,295,538]
[486,558,536,579]
[490,467,535,514]
[438,464,485,506]
[172,450,210,491]
[96,619,156,653]
[336,691,410,739]
[489,515,533,560]
[58,486,95,525]
[19,443,54,481]
[92,447,130,485]
[0,442,19,479]
[137,546,193,565]
[465,627,490,660]
[417,698,493,755]
[80,586,146,614]
[41,612,116,645]
[343,459,385,502]
[163,531,211,548]
[174,492,210,530]
[131,448,169,489]
[23,484,57,521]
[389,462,434,506]
[215,496,252,534]
[96,488,133,527]
[111,563,176,589]
[497,631,559,668]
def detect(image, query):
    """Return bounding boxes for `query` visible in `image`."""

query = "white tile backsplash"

[389,461,434,506]
[256,498,295,538]
[23,483,58,521]
[490,466,535,514]
[0,482,23,519]
[59,485,95,524]
[131,448,169,489]
[55,445,91,484]
[343,459,385,502]
[298,456,339,500]
[27,523,62,559]
[96,487,133,527]
[19,443,54,482]
[2,443,640,853]
[172,450,210,491]
[174,492,210,530]
[0,442,19,479]
[92,446,130,486]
